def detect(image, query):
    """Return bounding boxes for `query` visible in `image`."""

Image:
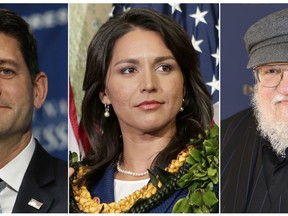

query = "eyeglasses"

[253,63,288,88]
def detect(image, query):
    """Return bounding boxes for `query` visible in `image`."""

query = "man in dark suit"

[0,9,67,213]
[221,9,288,213]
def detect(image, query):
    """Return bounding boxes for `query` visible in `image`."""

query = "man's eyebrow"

[0,59,19,68]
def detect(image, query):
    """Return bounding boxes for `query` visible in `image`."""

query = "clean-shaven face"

[0,33,35,139]
[101,28,185,135]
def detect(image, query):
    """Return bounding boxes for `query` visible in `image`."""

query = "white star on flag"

[191,35,203,53]
[108,6,115,17]
[123,6,131,12]
[216,19,219,32]
[189,7,208,26]
[216,19,220,38]
[169,3,182,14]
[103,4,219,118]
[206,75,219,95]
[211,48,219,66]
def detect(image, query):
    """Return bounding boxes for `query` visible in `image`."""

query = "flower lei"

[70,124,219,213]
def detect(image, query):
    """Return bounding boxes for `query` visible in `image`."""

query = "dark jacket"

[12,140,68,213]
[221,108,288,213]
[90,167,188,213]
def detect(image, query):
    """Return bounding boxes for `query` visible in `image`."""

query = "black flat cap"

[244,8,288,69]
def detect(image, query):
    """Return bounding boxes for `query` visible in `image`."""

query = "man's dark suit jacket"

[221,108,288,213]
[90,167,188,213]
[12,140,68,213]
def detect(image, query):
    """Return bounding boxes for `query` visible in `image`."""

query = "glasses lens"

[256,65,283,87]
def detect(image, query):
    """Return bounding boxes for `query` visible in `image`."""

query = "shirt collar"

[0,136,36,192]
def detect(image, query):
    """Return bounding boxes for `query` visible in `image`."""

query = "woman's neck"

[115,126,175,181]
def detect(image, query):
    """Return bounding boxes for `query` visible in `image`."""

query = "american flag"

[70,4,219,156]
[111,4,219,105]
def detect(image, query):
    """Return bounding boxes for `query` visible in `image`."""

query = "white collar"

[0,136,36,192]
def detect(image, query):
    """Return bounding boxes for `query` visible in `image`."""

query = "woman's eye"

[121,67,136,74]
[157,64,172,72]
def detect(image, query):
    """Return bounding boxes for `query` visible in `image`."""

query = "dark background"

[0,4,68,160]
[221,4,288,120]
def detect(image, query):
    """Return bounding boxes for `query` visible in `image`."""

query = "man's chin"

[252,91,288,155]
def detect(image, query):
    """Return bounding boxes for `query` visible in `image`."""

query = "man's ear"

[99,90,111,105]
[33,72,48,109]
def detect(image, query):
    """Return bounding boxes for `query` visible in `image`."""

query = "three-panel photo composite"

[0,3,287,214]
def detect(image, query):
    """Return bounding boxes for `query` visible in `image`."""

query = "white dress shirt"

[0,136,35,213]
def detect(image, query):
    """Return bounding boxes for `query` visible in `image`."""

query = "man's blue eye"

[0,69,15,78]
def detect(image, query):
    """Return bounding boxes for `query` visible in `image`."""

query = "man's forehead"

[0,33,24,65]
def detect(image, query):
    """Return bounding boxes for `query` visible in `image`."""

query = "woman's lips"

[136,100,163,110]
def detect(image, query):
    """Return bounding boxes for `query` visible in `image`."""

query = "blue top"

[89,166,188,213]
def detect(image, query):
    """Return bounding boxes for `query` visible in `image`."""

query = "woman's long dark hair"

[80,8,213,186]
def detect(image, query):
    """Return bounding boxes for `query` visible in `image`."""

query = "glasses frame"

[253,63,288,88]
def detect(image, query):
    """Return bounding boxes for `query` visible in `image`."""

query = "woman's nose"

[140,70,158,93]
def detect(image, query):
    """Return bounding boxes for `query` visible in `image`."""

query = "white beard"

[251,86,288,156]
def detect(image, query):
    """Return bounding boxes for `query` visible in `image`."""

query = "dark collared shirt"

[221,108,288,213]
[261,142,288,211]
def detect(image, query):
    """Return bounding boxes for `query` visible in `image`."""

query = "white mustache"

[272,94,288,105]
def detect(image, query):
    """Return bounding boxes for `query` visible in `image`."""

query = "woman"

[70,7,218,213]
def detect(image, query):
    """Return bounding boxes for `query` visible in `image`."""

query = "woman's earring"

[180,98,184,112]
[104,104,110,117]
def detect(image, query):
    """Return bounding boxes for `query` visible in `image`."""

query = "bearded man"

[221,8,288,213]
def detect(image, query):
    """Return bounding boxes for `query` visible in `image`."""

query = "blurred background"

[0,4,68,160]
[221,4,288,120]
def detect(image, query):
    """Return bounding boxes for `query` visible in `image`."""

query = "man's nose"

[277,71,288,95]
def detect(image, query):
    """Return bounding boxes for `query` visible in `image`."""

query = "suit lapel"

[12,141,56,213]
[232,120,262,211]
[12,178,54,213]
[222,109,263,212]
[90,167,115,203]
